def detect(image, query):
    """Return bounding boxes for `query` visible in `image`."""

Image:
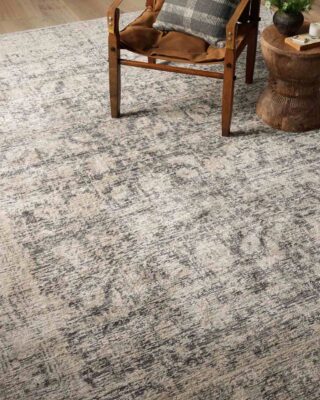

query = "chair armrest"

[146,0,155,7]
[108,0,154,35]
[226,0,251,49]
[107,0,124,35]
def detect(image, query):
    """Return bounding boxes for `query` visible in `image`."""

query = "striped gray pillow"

[153,0,241,46]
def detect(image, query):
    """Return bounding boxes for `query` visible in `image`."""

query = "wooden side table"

[257,25,320,132]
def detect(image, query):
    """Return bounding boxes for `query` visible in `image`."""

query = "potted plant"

[265,0,312,36]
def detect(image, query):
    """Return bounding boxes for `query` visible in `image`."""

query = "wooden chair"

[107,0,261,136]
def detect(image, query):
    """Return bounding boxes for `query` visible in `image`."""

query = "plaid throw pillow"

[153,0,241,46]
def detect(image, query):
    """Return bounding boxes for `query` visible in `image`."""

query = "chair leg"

[222,53,236,137]
[109,40,121,118]
[245,27,258,84]
[148,57,156,64]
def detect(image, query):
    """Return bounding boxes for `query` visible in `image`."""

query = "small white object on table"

[309,22,320,38]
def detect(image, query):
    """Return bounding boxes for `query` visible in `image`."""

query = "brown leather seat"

[120,0,246,64]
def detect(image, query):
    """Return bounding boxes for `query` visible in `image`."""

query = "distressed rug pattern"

[0,10,320,400]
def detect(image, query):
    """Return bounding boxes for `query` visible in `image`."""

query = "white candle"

[309,22,320,38]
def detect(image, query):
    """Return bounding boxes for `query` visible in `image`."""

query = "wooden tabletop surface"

[261,24,320,57]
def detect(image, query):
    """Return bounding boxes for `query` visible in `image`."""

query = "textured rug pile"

[0,9,319,400]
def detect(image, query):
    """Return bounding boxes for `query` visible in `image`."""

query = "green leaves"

[269,0,312,13]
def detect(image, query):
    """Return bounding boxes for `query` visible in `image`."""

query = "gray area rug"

[0,9,320,400]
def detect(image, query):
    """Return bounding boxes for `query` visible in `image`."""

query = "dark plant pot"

[273,11,304,36]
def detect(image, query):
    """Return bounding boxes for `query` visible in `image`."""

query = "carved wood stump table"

[257,24,320,132]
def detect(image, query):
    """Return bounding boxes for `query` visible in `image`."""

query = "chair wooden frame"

[107,0,261,136]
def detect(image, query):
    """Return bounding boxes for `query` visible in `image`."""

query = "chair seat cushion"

[119,1,246,64]
[153,0,241,46]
